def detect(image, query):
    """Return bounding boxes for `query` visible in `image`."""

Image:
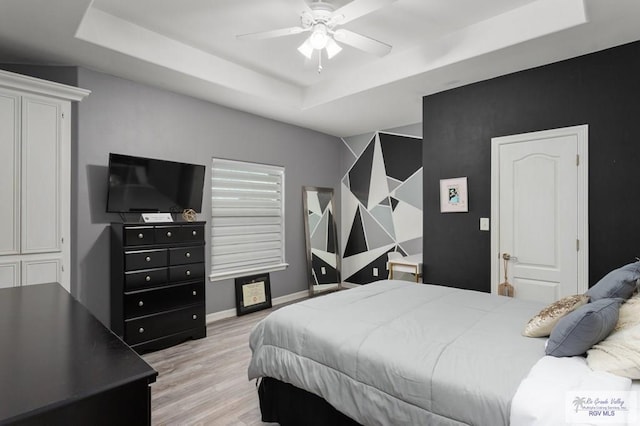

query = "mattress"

[248,280,548,425]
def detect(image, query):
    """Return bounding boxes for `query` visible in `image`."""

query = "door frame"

[490,125,589,296]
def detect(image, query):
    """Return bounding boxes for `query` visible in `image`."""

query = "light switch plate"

[480,217,490,231]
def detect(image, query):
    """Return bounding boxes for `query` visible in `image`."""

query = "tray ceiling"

[1,0,639,136]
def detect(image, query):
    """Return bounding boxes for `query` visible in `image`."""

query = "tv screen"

[106,153,205,213]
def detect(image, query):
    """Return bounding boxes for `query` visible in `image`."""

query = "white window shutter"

[210,159,287,281]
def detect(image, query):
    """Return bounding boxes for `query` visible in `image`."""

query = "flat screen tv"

[106,153,205,213]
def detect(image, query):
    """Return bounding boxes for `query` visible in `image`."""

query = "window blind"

[210,158,287,281]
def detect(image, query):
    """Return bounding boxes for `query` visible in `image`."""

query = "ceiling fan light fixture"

[309,24,329,49]
[297,38,314,59]
[325,37,342,59]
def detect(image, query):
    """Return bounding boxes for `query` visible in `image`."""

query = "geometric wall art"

[341,131,423,284]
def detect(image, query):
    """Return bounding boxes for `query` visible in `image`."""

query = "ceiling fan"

[236,0,397,72]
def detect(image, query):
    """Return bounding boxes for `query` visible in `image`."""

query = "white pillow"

[587,294,640,378]
[587,324,640,379]
[614,292,640,331]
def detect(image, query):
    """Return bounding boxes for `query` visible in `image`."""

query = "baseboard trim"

[205,289,309,325]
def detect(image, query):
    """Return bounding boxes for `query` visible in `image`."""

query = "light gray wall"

[0,64,78,86]
[70,68,342,325]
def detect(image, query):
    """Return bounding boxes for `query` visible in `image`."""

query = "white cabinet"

[0,70,89,291]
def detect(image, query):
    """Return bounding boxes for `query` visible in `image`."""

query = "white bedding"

[249,280,548,425]
[511,356,637,426]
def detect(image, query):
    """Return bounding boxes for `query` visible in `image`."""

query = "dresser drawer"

[124,226,155,246]
[125,249,168,271]
[124,281,204,319]
[179,225,204,242]
[169,263,205,283]
[125,304,205,345]
[125,267,168,290]
[169,246,204,265]
[154,226,182,244]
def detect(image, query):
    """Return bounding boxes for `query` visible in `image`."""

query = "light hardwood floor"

[142,307,283,426]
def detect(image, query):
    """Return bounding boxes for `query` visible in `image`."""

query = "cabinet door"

[22,258,60,286]
[0,260,20,289]
[21,95,62,254]
[0,90,20,256]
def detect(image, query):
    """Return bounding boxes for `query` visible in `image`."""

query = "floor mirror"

[302,186,341,297]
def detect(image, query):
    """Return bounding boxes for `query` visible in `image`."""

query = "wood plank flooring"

[142,306,283,426]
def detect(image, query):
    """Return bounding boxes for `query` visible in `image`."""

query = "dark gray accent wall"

[422,40,640,293]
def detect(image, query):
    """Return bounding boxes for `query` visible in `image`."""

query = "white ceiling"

[0,0,639,137]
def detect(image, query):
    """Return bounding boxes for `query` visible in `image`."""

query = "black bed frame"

[258,377,362,426]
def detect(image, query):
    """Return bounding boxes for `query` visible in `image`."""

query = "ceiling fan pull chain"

[318,50,323,74]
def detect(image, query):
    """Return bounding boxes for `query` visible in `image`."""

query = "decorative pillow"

[586,261,640,301]
[586,294,640,378]
[587,323,640,379]
[614,292,640,332]
[522,294,589,337]
[545,298,623,357]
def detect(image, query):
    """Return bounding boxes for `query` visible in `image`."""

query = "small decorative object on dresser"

[235,273,272,316]
[182,208,197,222]
[110,221,206,353]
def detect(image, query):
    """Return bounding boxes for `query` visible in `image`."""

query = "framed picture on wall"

[440,177,468,213]
[235,273,272,316]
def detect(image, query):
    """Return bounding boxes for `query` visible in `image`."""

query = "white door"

[491,125,588,303]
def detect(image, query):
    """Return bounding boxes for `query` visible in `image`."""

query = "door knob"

[502,253,518,261]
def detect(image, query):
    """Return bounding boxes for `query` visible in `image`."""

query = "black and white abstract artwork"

[341,132,423,284]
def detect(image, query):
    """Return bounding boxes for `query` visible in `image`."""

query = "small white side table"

[387,253,423,283]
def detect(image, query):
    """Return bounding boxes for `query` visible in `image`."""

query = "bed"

[248,279,637,425]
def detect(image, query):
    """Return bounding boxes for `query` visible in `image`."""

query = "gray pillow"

[546,298,623,357]
[586,261,640,301]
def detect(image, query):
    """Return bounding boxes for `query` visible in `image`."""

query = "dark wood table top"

[0,283,157,423]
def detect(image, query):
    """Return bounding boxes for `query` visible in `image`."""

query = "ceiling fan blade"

[236,26,307,41]
[300,0,313,15]
[330,0,397,25]
[333,29,392,56]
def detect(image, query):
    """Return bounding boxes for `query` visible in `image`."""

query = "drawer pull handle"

[166,231,172,237]
[138,233,144,239]
[185,252,191,258]
[192,290,197,296]
[145,256,151,262]
[192,230,197,236]
[139,327,145,333]
[145,275,151,282]
[138,300,144,307]
[192,314,197,320]
[186,270,191,276]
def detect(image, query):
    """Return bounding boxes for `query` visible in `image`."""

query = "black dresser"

[111,221,207,353]
[0,283,157,425]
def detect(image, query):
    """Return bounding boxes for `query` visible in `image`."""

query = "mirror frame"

[302,186,341,297]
